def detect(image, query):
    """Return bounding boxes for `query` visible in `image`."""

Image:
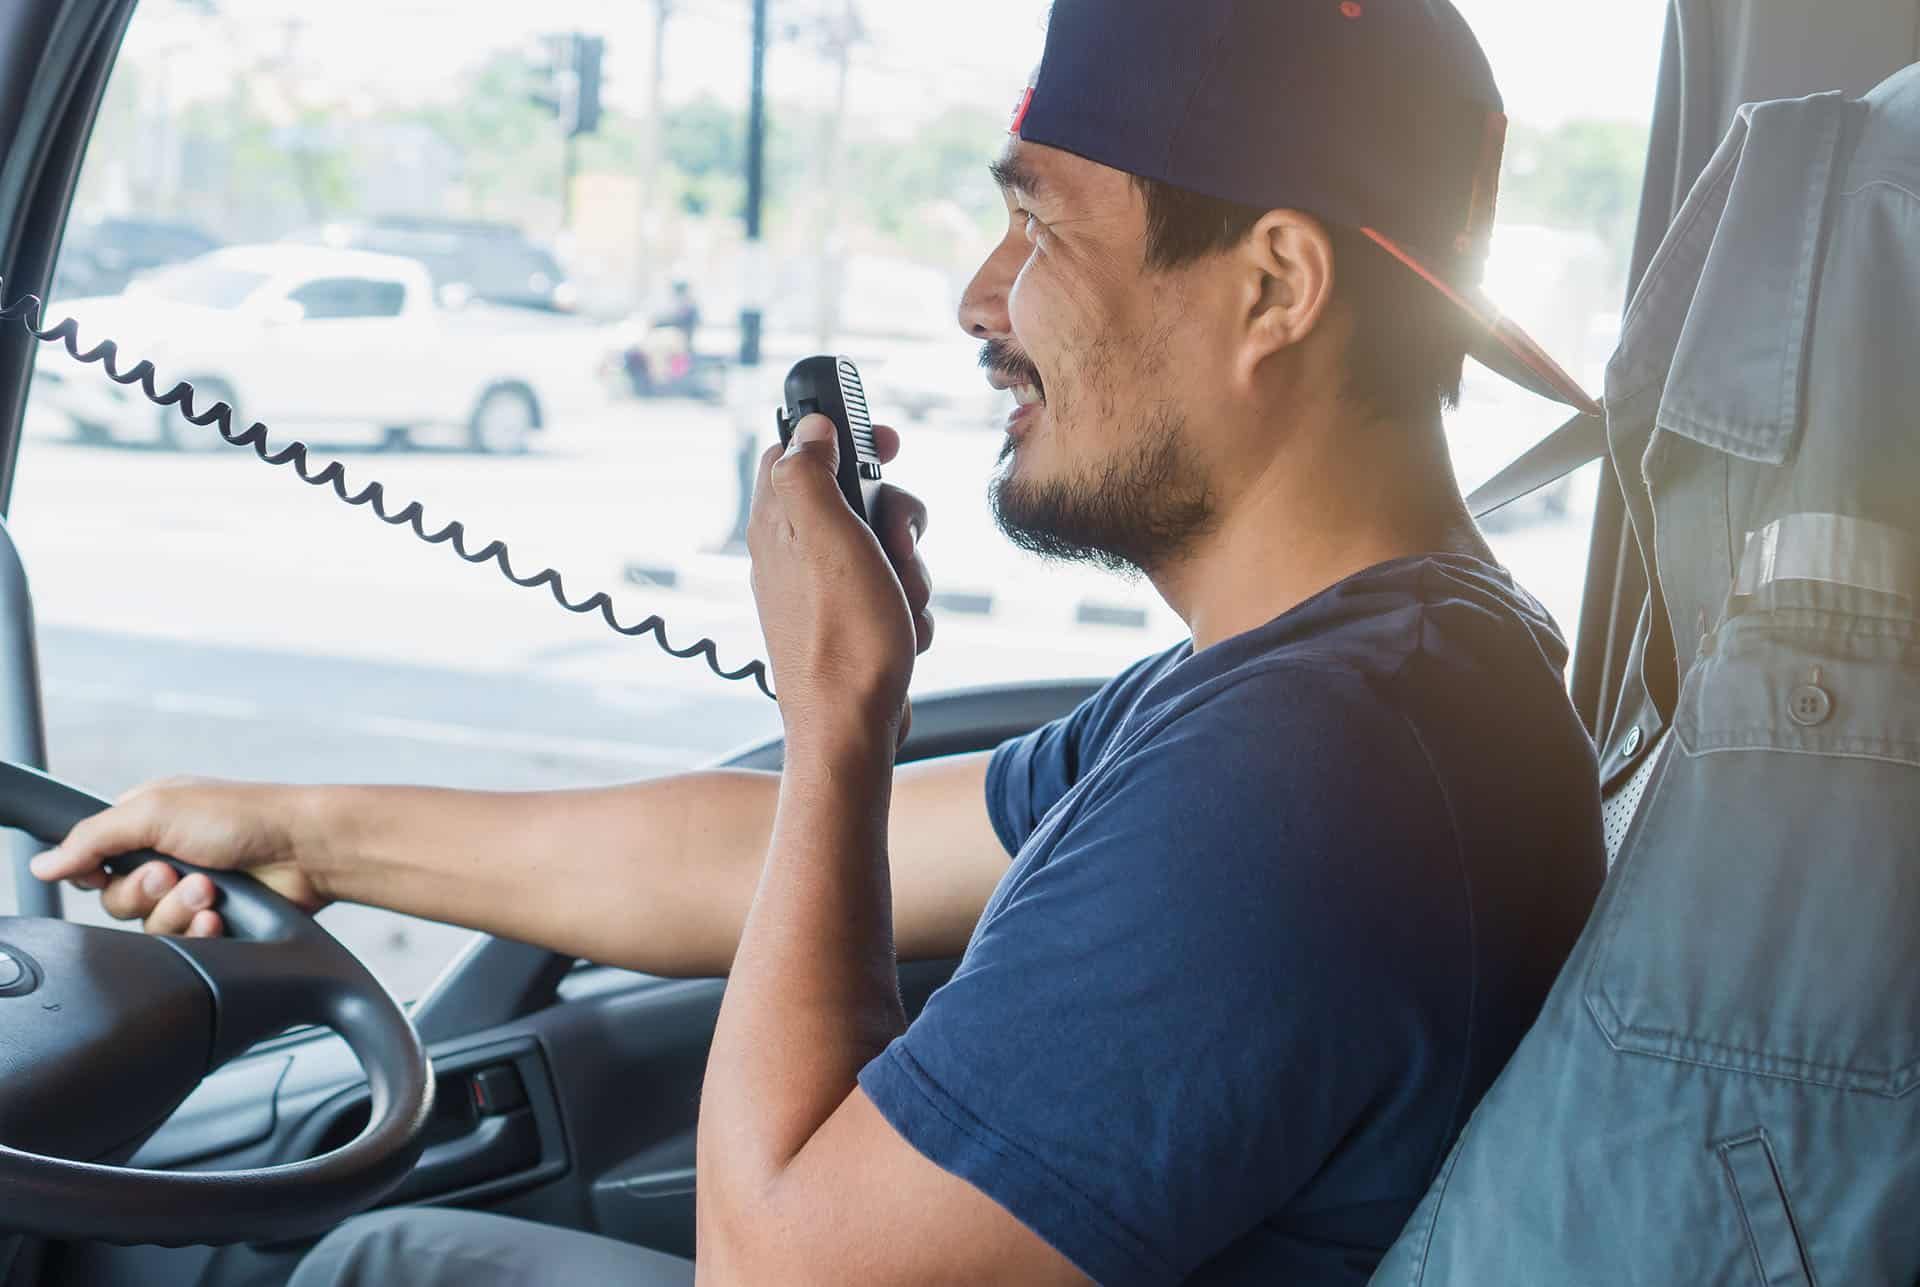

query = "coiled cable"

[1,281,778,700]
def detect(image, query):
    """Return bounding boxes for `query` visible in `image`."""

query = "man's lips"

[1005,390,1045,440]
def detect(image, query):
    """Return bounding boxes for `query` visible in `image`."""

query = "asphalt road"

[1,391,1595,997]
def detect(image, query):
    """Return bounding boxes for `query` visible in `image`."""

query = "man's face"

[960,141,1222,576]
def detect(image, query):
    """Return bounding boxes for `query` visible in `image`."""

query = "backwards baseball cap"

[1010,0,1599,415]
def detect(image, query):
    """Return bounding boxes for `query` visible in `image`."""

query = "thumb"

[787,412,840,472]
[773,413,849,512]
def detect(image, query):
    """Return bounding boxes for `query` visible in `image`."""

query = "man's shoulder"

[1082,654,1435,831]
[1102,643,1411,762]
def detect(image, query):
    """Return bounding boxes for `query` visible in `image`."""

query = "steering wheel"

[0,761,434,1246]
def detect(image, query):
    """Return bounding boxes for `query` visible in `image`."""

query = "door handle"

[382,1109,541,1206]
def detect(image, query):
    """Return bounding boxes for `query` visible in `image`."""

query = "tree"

[1501,120,1651,273]
[411,53,565,226]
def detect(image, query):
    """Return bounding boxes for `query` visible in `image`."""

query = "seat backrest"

[1600,729,1665,870]
[1371,68,1920,1287]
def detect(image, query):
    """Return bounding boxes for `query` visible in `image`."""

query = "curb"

[622,553,1166,634]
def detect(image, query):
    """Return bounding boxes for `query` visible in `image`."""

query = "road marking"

[152,691,263,720]
[344,715,692,769]
[44,681,698,770]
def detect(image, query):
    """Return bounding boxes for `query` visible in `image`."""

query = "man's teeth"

[1012,384,1044,407]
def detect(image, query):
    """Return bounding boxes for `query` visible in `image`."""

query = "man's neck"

[1152,409,1490,653]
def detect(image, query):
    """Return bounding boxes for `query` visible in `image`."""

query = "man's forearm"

[288,749,1004,977]
[299,771,782,975]
[696,727,905,1268]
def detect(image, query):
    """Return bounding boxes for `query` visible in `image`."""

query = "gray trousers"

[288,1208,696,1286]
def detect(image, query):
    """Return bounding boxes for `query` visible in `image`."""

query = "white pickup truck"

[32,243,596,453]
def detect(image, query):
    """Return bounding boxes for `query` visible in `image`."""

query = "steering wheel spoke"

[160,933,360,1066]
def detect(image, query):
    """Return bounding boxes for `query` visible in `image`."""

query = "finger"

[894,546,933,622]
[755,441,783,496]
[144,873,217,938]
[747,442,786,547]
[100,859,177,922]
[186,908,226,939]
[914,606,937,656]
[66,871,107,892]
[872,423,901,464]
[874,485,929,564]
[897,698,914,751]
[30,804,160,883]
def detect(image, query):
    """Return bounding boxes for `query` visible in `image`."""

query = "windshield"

[11,0,1668,999]
[127,260,269,310]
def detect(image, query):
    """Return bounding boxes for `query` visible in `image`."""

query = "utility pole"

[741,0,769,369]
[812,0,863,348]
[716,0,771,553]
[639,0,674,302]
[562,134,578,227]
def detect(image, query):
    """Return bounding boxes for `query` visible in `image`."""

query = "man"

[35,1,1606,1282]
[657,279,700,349]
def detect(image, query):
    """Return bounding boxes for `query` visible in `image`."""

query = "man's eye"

[1021,211,1042,241]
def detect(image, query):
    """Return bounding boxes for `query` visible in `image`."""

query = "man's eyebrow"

[989,154,1047,203]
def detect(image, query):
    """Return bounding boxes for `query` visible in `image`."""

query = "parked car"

[33,243,588,453]
[50,216,219,300]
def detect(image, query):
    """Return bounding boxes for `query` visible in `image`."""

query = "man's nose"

[957,236,1023,340]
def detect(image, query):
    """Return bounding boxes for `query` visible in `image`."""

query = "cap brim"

[1361,228,1602,417]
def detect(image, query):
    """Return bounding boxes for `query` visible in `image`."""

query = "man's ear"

[1236,210,1338,376]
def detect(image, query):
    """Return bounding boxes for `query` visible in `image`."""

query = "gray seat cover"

[1373,65,1920,1286]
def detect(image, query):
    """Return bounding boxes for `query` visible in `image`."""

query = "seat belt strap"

[1467,410,1608,520]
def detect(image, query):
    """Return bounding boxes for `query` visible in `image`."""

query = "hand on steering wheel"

[0,761,433,1246]
[31,775,327,939]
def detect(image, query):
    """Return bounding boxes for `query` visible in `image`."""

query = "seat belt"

[1467,410,1608,520]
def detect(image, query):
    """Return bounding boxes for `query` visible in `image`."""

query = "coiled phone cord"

[0,282,779,700]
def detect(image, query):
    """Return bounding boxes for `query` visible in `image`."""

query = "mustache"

[979,339,1043,394]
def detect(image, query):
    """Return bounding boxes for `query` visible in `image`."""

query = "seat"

[1372,65,1920,1286]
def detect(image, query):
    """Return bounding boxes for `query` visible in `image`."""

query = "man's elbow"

[695,1182,845,1287]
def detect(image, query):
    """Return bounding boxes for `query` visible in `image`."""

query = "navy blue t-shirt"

[858,554,1604,1285]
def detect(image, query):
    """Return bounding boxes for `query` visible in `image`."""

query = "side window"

[287,277,406,321]
[1444,0,1667,643]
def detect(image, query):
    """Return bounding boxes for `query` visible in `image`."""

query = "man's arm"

[29,750,1006,977]
[694,414,1085,1284]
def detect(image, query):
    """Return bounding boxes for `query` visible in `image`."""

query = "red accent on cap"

[1009,86,1036,136]
[1361,226,1602,416]
[1340,2,1364,17]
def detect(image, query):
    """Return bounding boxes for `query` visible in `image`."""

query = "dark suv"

[294,217,575,314]
[51,217,219,300]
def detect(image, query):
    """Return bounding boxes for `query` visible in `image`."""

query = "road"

[1,391,1595,997]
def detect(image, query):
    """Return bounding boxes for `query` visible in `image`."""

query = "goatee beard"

[989,403,1217,577]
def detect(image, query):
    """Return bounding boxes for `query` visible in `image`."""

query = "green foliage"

[410,53,563,219]
[172,87,358,236]
[663,95,744,178]
[1500,119,1651,268]
[846,108,1007,242]
[94,29,1650,288]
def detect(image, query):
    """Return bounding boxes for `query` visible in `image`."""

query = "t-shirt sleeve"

[985,651,1173,857]
[862,670,1473,1285]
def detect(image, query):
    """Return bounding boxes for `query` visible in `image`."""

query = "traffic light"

[527,33,605,139]
[569,36,604,138]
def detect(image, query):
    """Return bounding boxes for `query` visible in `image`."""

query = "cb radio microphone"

[776,355,883,525]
